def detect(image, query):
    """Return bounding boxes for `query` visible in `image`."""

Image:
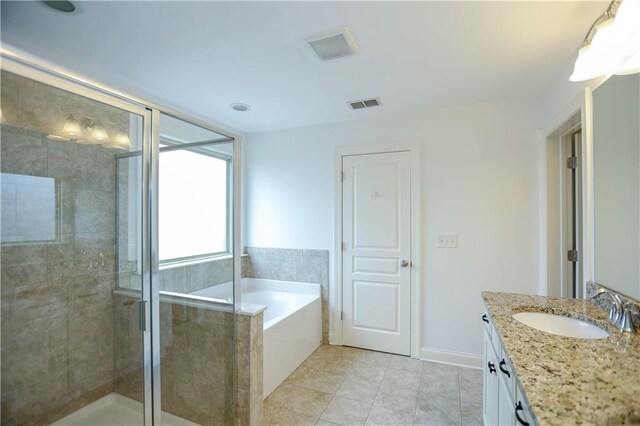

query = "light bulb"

[91,123,109,142]
[616,50,640,75]
[104,130,131,150]
[62,115,83,139]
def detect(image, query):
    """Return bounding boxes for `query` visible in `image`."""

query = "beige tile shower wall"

[113,293,235,425]
[244,247,329,342]
[1,135,119,423]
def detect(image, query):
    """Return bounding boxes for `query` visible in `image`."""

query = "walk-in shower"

[0,52,240,425]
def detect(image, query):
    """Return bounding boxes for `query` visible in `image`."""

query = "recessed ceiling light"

[42,1,76,13]
[230,103,251,112]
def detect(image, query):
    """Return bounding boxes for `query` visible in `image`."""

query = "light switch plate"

[437,234,458,248]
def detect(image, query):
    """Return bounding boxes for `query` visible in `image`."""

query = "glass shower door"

[151,113,236,425]
[0,68,152,425]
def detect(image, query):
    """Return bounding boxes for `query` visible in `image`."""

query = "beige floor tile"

[374,384,418,414]
[265,408,319,426]
[288,369,345,394]
[355,351,392,368]
[413,406,462,426]
[389,355,423,374]
[346,365,387,384]
[282,385,333,418]
[335,377,381,404]
[460,401,482,426]
[333,348,364,364]
[457,367,482,386]
[416,392,461,425]
[264,397,282,422]
[316,420,341,426]
[265,382,296,411]
[420,364,459,394]
[320,396,372,426]
[314,357,357,376]
[365,405,414,426]
[381,368,420,391]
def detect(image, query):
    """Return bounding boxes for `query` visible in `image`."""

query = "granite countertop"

[482,292,640,426]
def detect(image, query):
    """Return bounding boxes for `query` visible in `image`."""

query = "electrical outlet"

[437,234,458,248]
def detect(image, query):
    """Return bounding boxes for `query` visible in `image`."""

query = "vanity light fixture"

[62,115,83,139]
[61,114,130,149]
[570,0,640,81]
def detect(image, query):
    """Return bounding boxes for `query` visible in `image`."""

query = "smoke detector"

[347,98,381,110]
[307,27,359,61]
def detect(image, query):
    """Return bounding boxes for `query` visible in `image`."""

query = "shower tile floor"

[263,344,483,426]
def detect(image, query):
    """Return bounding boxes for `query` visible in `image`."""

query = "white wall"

[243,99,541,362]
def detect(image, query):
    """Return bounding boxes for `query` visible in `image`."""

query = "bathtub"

[191,278,322,398]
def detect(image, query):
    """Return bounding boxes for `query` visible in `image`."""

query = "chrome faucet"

[590,287,636,333]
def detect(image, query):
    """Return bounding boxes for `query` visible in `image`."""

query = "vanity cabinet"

[483,309,535,426]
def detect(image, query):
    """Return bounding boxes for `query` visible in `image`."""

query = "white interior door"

[342,151,411,355]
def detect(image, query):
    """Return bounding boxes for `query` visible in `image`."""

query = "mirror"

[593,73,640,300]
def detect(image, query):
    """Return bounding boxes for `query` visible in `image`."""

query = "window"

[159,145,230,264]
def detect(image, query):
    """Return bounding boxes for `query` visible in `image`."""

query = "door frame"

[332,143,422,358]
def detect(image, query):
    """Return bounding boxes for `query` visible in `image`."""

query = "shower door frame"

[1,46,243,425]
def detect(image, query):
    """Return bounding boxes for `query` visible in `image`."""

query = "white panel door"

[342,151,411,355]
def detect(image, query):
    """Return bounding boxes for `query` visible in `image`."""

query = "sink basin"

[512,312,609,339]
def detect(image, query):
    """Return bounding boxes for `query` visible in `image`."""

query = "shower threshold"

[51,393,198,426]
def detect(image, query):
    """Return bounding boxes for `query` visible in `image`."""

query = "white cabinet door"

[498,374,515,426]
[342,151,411,355]
[483,331,500,426]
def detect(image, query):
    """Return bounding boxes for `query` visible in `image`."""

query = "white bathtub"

[191,278,322,398]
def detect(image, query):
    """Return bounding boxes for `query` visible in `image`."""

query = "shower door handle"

[137,300,148,333]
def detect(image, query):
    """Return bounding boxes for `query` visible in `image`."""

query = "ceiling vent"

[347,98,381,110]
[307,27,359,61]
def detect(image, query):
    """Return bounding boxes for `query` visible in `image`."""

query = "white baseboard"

[420,347,483,370]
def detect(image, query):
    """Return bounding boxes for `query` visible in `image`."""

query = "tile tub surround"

[235,310,264,426]
[482,292,640,425]
[244,247,329,342]
[264,344,483,425]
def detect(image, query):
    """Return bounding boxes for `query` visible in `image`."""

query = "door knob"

[400,260,410,268]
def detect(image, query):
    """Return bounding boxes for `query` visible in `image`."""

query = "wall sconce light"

[570,0,640,81]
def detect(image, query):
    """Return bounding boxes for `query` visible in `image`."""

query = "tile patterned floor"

[263,344,483,426]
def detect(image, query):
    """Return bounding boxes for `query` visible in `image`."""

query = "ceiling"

[1,1,607,134]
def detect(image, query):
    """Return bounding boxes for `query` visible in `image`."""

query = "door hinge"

[341,171,344,182]
[341,311,343,321]
[567,156,578,169]
[341,241,345,251]
[568,249,578,262]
